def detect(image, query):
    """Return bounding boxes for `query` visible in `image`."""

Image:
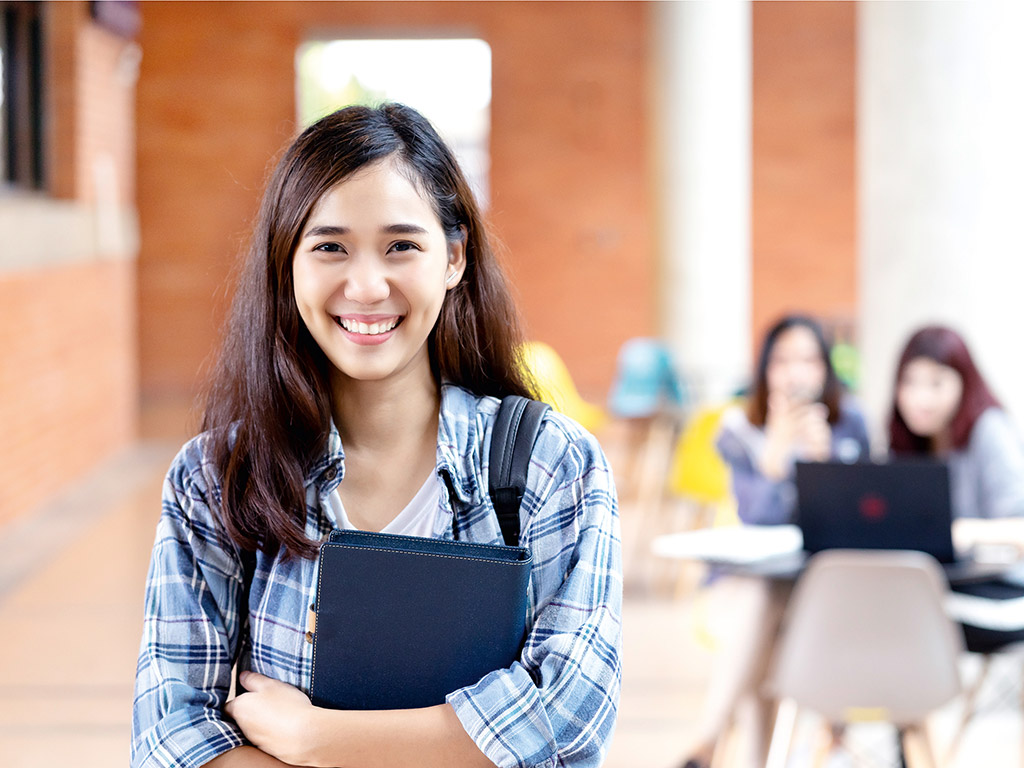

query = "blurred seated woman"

[890,324,1024,519]
[679,315,870,768]
[890,325,1024,651]
[717,314,871,525]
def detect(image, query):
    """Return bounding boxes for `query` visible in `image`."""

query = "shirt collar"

[308,420,345,497]
[435,383,484,508]
[308,383,485,509]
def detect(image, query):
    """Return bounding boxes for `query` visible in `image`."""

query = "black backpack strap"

[233,546,257,695]
[488,396,550,547]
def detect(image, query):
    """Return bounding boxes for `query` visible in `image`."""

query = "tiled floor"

[1,437,1021,767]
[0,443,172,767]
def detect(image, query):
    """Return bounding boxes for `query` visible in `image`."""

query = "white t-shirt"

[327,472,442,537]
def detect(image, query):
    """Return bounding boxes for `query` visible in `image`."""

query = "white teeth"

[338,317,399,335]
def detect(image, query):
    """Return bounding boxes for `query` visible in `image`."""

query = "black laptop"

[796,460,955,562]
[793,460,998,582]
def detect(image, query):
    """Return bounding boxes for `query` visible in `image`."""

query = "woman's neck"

[329,367,441,455]
[328,366,442,531]
[930,429,955,455]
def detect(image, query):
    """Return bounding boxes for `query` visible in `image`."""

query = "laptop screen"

[794,460,956,563]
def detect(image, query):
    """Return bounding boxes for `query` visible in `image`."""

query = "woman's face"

[765,325,828,403]
[896,356,964,438]
[291,158,465,389]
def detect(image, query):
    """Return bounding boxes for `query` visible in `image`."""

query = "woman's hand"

[762,396,831,478]
[223,673,494,768]
[794,402,831,462]
[224,672,322,767]
[761,394,802,479]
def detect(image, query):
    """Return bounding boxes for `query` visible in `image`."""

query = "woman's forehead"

[771,326,821,356]
[306,159,437,225]
[903,356,959,377]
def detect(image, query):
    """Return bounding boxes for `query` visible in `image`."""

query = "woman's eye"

[389,241,420,254]
[314,242,345,253]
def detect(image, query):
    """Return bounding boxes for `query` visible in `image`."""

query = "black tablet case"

[308,396,548,710]
[309,530,532,709]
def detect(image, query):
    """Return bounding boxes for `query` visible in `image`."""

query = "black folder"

[309,529,532,710]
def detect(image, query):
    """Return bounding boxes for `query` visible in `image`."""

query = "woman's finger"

[239,671,273,690]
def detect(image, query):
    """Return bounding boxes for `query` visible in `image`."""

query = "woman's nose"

[343,259,390,304]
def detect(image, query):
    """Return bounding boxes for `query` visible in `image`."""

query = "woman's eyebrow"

[302,223,429,238]
[381,223,429,235]
[303,225,349,238]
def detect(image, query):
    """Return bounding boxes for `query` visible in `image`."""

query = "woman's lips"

[333,315,403,346]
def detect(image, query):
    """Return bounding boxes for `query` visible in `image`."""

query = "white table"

[652,522,1024,628]
[652,524,802,566]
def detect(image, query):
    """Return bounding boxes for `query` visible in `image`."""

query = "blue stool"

[608,337,687,418]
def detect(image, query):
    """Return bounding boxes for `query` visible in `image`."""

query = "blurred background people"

[890,325,1024,520]
[717,314,871,525]
[679,314,869,768]
[889,324,1024,653]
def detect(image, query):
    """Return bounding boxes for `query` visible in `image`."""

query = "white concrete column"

[651,0,752,404]
[859,0,1024,443]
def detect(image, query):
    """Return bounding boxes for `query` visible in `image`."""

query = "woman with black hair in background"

[718,314,871,526]
[680,314,870,768]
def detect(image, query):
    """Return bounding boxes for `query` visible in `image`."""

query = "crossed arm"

[136,428,621,768]
[210,672,492,768]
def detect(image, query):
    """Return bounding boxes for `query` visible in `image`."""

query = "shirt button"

[305,631,314,644]
[323,467,337,481]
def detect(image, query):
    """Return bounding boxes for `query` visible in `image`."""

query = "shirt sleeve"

[716,423,794,525]
[972,409,1024,518]
[837,401,872,462]
[131,439,247,768]
[446,421,623,768]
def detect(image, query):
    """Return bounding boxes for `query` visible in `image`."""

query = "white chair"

[943,581,1024,766]
[764,550,964,768]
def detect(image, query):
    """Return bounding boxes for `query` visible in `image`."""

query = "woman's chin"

[905,421,942,440]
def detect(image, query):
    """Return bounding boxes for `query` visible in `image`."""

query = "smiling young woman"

[131,105,622,768]
[291,159,466,390]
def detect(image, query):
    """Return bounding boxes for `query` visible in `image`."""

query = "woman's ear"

[445,226,468,290]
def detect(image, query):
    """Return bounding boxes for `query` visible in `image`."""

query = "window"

[1,1,45,191]
[296,38,492,206]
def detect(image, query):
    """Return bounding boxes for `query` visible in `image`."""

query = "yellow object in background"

[668,403,734,516]
[667,403,740,646]
[519,341,607,433]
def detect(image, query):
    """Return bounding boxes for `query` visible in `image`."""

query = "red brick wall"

[0,261,137,523]
[0,4,138,527]
[751,2,857,348]
[77,22,138,205]
[136,1,654,409]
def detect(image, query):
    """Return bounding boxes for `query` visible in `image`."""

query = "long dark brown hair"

[889,325,999,455]
[203,104,533,560]
[746,314,843,427]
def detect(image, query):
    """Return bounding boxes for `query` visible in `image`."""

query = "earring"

[446,271,458,284]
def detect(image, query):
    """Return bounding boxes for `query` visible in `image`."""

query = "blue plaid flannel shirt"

[132,384,622,768]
